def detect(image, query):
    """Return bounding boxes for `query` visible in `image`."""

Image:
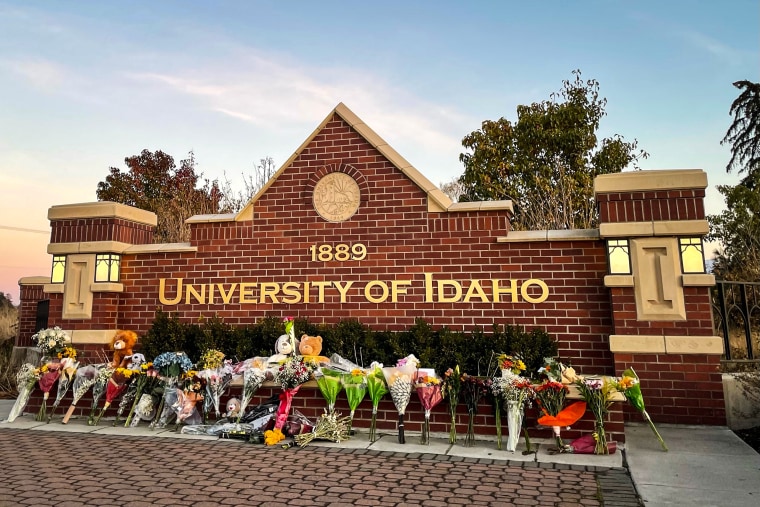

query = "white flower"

[48,339,56,348]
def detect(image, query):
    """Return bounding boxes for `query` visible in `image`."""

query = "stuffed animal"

[268,334,299,365]
[298,334,323,356]
[224,398,241,420]
[127,353,146,371]
[109,330,138,369]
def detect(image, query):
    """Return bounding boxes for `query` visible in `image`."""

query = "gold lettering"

[217,283,238,304]
[303,282,310,303]
[492,279,518,303]
[185,284,206,304]
[333,281,354,303]
[260,282,280,304]
[159,278,182,305]
[437,280,462,303]
[365,280,389,303]
[464,280,489,302]
[424,273,434,302]
[312,281,330,303]
[281,282,302,304]
[239,283,257,304]
[521,278,549,303]
[391,280,412,302]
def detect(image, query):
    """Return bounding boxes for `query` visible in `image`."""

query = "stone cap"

[48,201,157,227]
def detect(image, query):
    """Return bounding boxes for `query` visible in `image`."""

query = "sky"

[0,0,758,304]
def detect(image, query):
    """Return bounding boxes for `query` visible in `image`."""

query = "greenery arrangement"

[140,311,558,378]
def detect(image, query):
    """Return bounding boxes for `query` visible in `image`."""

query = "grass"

[0,338,16,399]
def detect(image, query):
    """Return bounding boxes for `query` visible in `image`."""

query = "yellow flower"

[264,428,285,446]
[350,368,366,377]
[618,376,637,390]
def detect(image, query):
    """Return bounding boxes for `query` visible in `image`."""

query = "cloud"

[2,58,70,91]
[676,28,745,66]
[124,48,473,176]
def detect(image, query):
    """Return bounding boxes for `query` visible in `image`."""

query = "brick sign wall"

[16,103,725,425]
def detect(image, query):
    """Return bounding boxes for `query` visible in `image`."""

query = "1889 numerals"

[309,243,367,262]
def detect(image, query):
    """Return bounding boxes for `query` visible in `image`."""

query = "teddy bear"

[224,398,241,420]
[299,334,323,356]
[299,334,329,364]
[109,330,138,369]
[267,334,299,365]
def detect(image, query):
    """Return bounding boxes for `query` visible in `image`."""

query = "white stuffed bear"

[267,334,299,365]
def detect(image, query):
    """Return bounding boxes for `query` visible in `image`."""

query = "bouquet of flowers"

[382,355,419,444]
[315,367,343,415]
[498,354,526,377]
[123,363,161,427]
[5,363,40,422]
[616,367,668,451]
[269,356,312,444]
[93,368,134,425]
[173,371,204,426]
[366,363,388,442]
[31,327,71,359]
[575,376,616,454]
[150,352,194,429]
[48,356,79,422]
[237,364,268,423]
[535,380,585,452]
[491,371,534,451]
[88,366,114,425]
[414,371,443,445]
[342,369,367,432]
[442,365,462,444]
[35,361,62,421]
[461,373,491,446]
[294,411,352,447]
[62,364,100,424]
[197,352,234,421]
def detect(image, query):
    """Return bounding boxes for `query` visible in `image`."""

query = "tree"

[439,177,465,202]
[722,80,760,183]
[220,156,277,211]
[458,70,647,230]
[709,176,760,283]
[97,150,229,243]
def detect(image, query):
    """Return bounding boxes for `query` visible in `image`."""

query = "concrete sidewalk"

[625,422,760,506]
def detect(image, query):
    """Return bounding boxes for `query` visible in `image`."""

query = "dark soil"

[734,426,760,453]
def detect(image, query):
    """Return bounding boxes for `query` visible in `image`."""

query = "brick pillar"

[595,170,725,425]
[16,201,157,358]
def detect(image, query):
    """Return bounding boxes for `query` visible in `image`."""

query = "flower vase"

[369,404,379,442]
[506,400,524,452]
[594,417,609,455]
[449,411,457,444]
[495,400,503,450]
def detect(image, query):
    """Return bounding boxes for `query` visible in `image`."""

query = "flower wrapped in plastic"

[173,388,204,426]
[124,363,161,427]
[237,362,268,423]
[5,363,40,422]
[442,365,462,444]
[31,327,71,359]
[35,361,62,422]
[575,376,615,454]
[366,363,388,442]
[93,368,134,425]
[62,365,99,424]
[382,354,419,444]
[491,371,534,451]
[198,360,232,419]
[150,352,193,428]
[342,368,367,432]
[48,356,79,422]
[269,356,312,443]
[414,371,443,445]
[498,354,526,377]
[314,367,343,415]
[534,380,585,452]
[461,373,490,446]
[87,366,113,425]
[616,367,667,451]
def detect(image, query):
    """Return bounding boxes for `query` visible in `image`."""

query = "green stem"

[643,409,668,452]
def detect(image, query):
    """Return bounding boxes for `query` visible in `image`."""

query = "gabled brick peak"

[189,103,512,225]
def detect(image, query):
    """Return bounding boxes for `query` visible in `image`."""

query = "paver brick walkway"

[0,428,639,506]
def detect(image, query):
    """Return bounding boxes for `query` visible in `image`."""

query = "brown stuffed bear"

[299,334,323,356]
[109,330,138,369]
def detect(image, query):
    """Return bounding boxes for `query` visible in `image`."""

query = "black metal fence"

[713,281,760,360]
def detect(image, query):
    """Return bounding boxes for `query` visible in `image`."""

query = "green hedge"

[140,311,557,379]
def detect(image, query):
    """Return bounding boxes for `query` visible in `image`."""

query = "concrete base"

[722,373,760,430]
